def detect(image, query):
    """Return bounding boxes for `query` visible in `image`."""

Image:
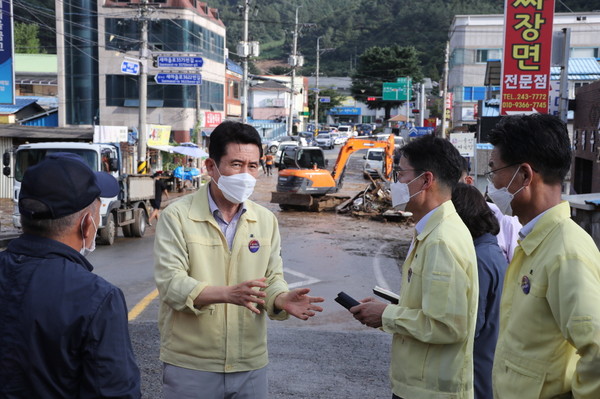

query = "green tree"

[351,45,423,120]
[14,22,43,54]
[307,88,345,124]
[268,65,291,75]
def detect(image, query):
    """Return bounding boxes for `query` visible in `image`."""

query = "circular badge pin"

[248,239,260,253]
[521,275,531,295]
[407,268,413,283]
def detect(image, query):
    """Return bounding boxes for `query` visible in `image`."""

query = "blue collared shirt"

[207,184,247,249]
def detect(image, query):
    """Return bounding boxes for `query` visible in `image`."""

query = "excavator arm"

[331,134,396,185]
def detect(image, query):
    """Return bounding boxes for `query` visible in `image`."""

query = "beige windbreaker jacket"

[382,200,479,399]
[154,184,289,372]
[493,201,600,399]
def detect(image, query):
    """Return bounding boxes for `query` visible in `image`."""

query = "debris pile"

[336,180,413,222]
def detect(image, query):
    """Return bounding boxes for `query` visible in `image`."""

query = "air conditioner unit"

[237,42,249,58]
[250,41,260,57]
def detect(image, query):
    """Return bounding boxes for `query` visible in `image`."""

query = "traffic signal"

[367,97,377,101]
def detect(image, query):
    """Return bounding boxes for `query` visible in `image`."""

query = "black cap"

[19,152,120,219]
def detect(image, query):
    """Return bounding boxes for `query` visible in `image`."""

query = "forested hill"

[14,0,598,79]
[207,0,596,79]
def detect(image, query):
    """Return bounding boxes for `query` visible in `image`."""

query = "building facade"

[448,12,600,128]
[56,0,226,143]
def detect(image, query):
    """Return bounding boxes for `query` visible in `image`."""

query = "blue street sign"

[156,56,204,68]
[121,60,140,75]
[319,97,330,103]
[154,73,203,85]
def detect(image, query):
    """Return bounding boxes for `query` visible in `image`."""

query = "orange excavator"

[270,134,395,211]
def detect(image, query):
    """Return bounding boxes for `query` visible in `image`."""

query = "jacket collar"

[518,201,570,256]
[7,233,94,271]
[416,200,457,242]
[188,183,258,223]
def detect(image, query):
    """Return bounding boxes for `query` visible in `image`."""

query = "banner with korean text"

[147,125,172,146]
[500,0,554,115]
[0,0,15,104]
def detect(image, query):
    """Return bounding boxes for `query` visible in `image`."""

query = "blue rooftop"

[551,58,600,81]
[226,59,243,75]
[0,98,38,114]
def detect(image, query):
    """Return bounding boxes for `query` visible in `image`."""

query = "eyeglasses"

[484,163,520,181]
[392,168,422,183]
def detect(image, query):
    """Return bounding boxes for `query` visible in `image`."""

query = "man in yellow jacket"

[154,121,324,399]
[487,114,600,398]
[351,134,479,399]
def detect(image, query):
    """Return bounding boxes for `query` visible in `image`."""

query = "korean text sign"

[0,0,14,104]
[501,0,554,115]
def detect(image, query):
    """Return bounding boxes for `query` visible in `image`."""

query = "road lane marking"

[373,242,392,290]
[284,268,321,288]
[129,288,159,321]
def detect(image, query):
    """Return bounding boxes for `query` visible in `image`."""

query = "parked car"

[298,132,318,146]
[266,135,298,153]
[363,148,385,179]
[315,133,334,150]
[330,132,347,145]
[356,124,374,136]
[274,142,299,168]
[393,136,406,149]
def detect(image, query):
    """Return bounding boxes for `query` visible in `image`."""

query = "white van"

[337,125,353,137]
[363,148,385,179]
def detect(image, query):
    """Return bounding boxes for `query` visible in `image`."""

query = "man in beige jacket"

[154,121,324,399]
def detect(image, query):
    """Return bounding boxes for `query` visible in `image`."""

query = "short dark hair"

[452,183,500,238]
[398,134,464,191]
[488,114,571,184]
[21,200,97,239]
[208,121,263,164]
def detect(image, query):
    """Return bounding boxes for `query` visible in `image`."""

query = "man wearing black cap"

[0,153,141,398]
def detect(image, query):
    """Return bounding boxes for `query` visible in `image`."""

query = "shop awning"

[148,144,208,158]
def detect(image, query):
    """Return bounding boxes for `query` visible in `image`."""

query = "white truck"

[3,142,154,245]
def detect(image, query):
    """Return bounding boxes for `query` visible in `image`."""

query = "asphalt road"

[88,145,414,398]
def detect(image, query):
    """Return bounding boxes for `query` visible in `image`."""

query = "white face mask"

[215,166,256,204]
[80,213,98,257]
[486,167,525,216]
[390,173,425,211]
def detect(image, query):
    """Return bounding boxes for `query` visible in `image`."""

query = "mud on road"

[253,150,413,331]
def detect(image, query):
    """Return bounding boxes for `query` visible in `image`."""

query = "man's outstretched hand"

[275,288,325,320]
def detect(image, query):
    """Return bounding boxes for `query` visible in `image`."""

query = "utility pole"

[558,28,571,124]
[287,6,301,136]
[241,0,250,124]
[419,82,425,127]
[405,77,410,127]
[314,36,322,135]
[441,41,450,138]
[196,75,202,140]
[137,0,150,173]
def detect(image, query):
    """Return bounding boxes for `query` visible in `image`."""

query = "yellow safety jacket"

[493,201,600,399]
[382,200,479,399]
[154,184,289,372]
